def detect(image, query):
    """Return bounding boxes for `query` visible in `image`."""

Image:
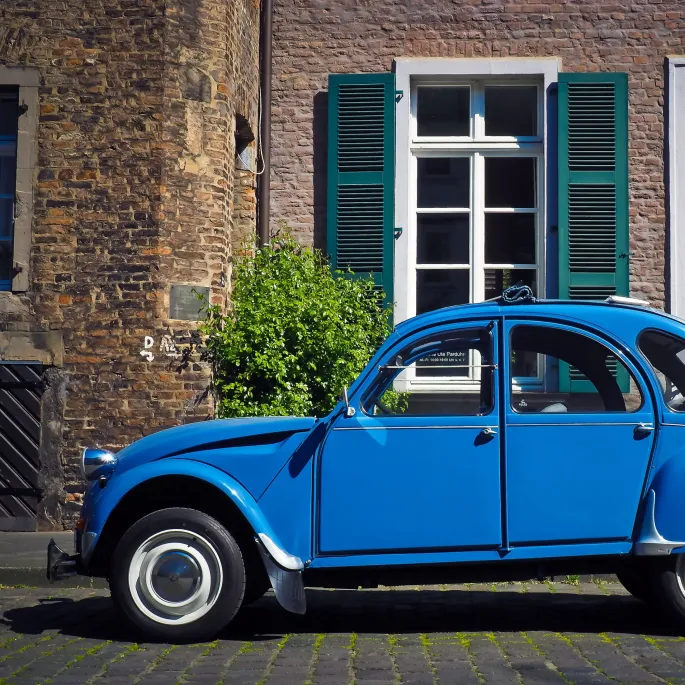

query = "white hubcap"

[128,529,223,625]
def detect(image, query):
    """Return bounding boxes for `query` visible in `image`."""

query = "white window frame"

[394,58,560,393]
[668,57,685,318]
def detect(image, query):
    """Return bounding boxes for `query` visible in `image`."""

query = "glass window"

[0,88,18,290]
[639,330,685,412]
[410,81,542,325]
[510,325,642,413]
[417,270,470,314]
[417,215,469,265]
[417,157,470,208]
[485,214,536,264]
[365,327,495,416]
[484,85,538,137]
[416,86,470,137]
[485,157,537,208]
[0,90,18,139]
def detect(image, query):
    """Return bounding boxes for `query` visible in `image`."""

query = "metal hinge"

[395,90,404,102]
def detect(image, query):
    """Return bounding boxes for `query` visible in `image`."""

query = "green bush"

[200,234,392,418]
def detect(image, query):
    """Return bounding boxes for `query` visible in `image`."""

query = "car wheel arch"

[89,474,267,591]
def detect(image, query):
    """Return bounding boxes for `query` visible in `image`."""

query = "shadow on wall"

[313,90,328,253]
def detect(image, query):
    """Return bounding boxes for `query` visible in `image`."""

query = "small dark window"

[0,87,18,290]
[639,330,685,412]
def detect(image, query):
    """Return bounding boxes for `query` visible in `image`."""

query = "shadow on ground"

[1,588,677,643]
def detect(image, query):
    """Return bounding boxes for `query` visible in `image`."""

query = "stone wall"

[269,0,685,307]
[0,0,260,528]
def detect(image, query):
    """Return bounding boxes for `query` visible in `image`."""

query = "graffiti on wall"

[140,333,199,364]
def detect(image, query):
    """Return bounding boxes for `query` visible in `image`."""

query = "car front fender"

[81,457,300,569]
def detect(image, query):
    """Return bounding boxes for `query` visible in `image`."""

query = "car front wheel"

[110,507,245,642]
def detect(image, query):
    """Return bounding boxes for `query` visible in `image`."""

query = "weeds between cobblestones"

[2,583,685,684]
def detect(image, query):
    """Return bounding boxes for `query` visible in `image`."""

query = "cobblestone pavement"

[0,581,684,684]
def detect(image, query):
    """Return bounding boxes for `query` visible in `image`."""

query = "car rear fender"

[635,451,685,555]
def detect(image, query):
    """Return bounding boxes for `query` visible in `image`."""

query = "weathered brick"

[270,0,683,311]
[0,0,260,528]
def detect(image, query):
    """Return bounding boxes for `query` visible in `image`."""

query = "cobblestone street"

[0,581,684,684]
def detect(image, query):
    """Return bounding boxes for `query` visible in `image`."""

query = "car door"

[504,319,656,545]
[316,320,503,555]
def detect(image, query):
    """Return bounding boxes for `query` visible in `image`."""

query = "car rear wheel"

[650,555,685,625]
[616,567,655,603]
[110,507,245,642]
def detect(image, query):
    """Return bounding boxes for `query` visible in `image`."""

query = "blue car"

[48,294,685,641]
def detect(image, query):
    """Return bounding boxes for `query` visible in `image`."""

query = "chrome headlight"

[82,448,118,481]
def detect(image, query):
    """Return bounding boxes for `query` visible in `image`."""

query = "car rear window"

[638,329,685,412]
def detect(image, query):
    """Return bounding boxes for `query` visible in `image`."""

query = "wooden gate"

[0,364,43,531]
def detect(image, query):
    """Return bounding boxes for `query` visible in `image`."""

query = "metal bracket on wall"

[394,227,403,239]
[395,90,404,102]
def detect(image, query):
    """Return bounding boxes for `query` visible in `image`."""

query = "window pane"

[0,91,18,138]
[0,199,13,238]
[485,157,536,208]
[639,330,685,411]
[510,325,642,413]
[484,268,536,301]
[485,214,536,264]
[416,87,469,137]
[417,269,469,314]
[417,157,470,208]
[417,215,469,264]
[367,328,494,416]
[0,155,16,195]
[485,86,538,137]
[416,348,472,378]
[0,241,12,282]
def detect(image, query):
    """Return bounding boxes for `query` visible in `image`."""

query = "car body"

[48,296,685,640]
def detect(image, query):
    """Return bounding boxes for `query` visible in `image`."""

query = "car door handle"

[481,427,497,437]
[634,423,655,438]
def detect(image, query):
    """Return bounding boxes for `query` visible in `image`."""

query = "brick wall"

[0,0,260,528]
[270,0,685,306]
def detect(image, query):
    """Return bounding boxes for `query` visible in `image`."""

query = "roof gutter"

[257,0,273,247]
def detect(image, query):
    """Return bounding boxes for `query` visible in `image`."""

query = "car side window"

[510,325,642,414]
[364,326,495,417]
[639,329,685,412]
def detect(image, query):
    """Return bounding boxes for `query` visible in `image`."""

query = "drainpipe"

[257,0,273,247]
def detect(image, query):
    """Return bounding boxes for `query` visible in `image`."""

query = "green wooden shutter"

[558,72,629,392]
[327,73,395,306]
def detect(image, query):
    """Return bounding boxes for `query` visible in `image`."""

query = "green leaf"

[200,232,392,418]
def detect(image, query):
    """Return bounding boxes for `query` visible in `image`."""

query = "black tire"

[651,555,685,627]
[617,568,655,603]
[110,507,245,643]
[242,576,271,606]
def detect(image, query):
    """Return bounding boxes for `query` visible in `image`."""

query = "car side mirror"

[341,387,356,418]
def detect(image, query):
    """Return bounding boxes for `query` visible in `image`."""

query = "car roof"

[393,299,685,344]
